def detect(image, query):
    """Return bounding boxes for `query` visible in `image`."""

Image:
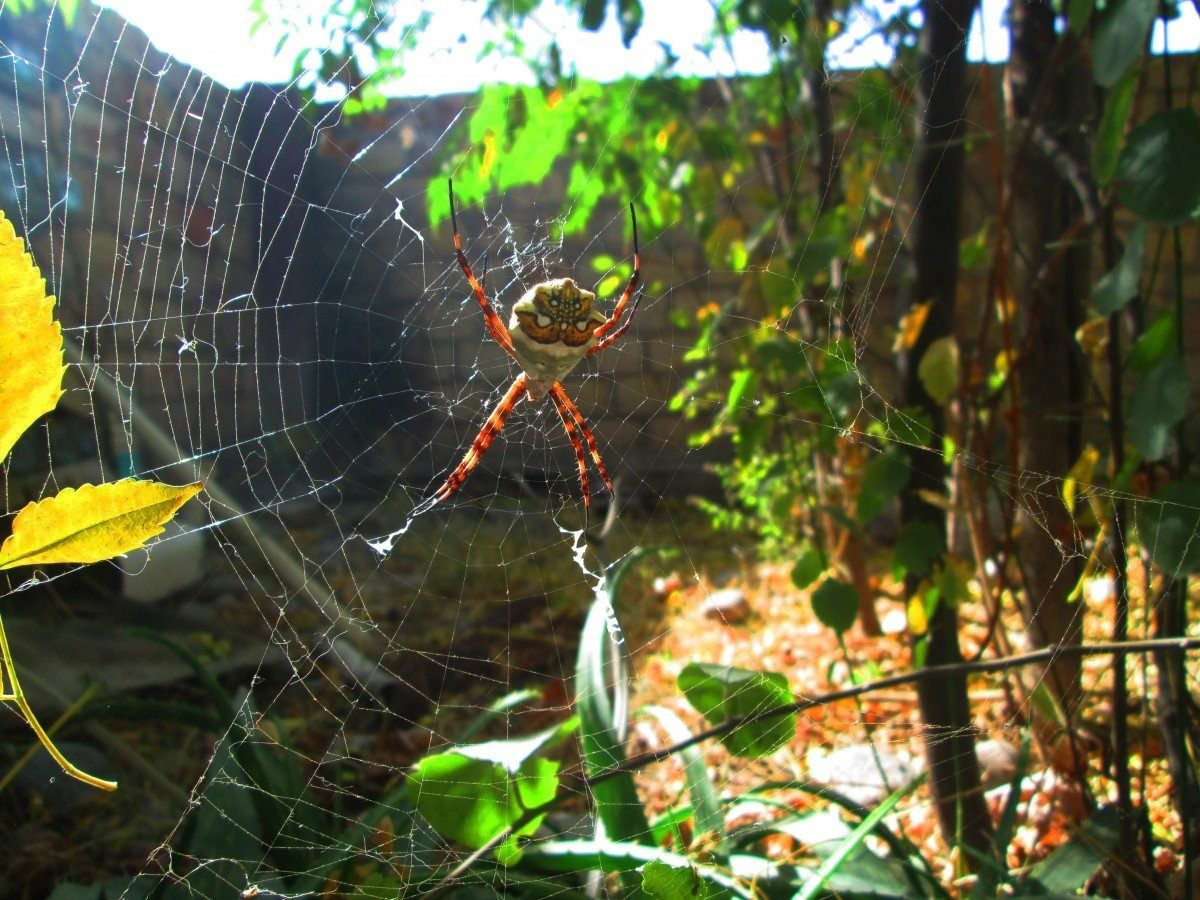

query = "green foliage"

[1094,69,1138,185]
[810,577,860,635]
[1091,222,1145,315]
[575,551,654,845]
[1128,312,1177,375]
[1025,806,1120,893]
[892,520,944,580]
[635,859,721,898]
[640,705,728,857]
[1091,0,1157,87]
[410,728,565,863]
[249,0,430,114]
[1127,356,1190,461]
[917,335,959,406]
[1137,480,1200,578]
[790,541,826,589]
[1117,108,1200,225]
[794,775,925,900]
[857,450,910,522]
[678,662,796,757]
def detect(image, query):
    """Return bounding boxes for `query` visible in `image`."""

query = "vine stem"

[0,614,117,791]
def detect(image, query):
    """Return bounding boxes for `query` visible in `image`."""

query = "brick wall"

[0,2,1193,509]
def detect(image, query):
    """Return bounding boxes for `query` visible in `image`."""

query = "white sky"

[99,0,1199,94]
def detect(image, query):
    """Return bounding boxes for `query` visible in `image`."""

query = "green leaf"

[1026,806,1119,893]
[1118,108,1200,225]
[617,0,644,46]
[795,775,926,900]
[1127,356,1190,461]
[640,706,727,859]
[892,521,944,580]
[636,859,717,898]
[726,368,757,415]
[811,578,859,636]
[1092,0,1156,88]
[917,336,958,406]
[790,542,825,589]
[1137,480,1200,578]
[575,552,653,845]
[857,451,910,522]
[678,662,795,758]
[1067,0,1094,33]
[1094,69,1138,185]
[1128,312,1177,375]
[581,0,607,31]
[1092,222,1145,315]
[523,839,751,896]
[409,730,561,853]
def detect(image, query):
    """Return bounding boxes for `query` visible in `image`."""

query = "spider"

[431,179,642,509]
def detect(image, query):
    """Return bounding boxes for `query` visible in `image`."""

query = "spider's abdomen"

[511,278,605,347]
[508,278,607,393]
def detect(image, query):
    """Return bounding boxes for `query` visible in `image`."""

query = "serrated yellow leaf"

[0,210,65,460]
[0,480,203,569]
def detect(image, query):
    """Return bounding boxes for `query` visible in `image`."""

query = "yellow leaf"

[0,480,203,569]
[1075,316,1109,362]
[1062,445,1100,517]
[907,595,927,635]
[0,210,65,461]
[893,301,931,353]
[479,130,498,179]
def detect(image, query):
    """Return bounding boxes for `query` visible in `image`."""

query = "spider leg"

[550,383,613,497]
[448,179,518,360]
[433,374,528,504]
[550,388,592,509]
[587,284,644,356]
[592,201,641,341]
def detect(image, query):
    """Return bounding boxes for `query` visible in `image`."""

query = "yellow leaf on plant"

[852,233,874,262]
[655,123,674,151]
[907,595,927,635]
[1063,445,1100,517]
[893,301,932,353]
[0,210,65,461]
[0,479,203,569]
[479,131,497,179]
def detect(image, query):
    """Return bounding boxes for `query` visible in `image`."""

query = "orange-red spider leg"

[550,388,592,508]
[433,374,528,504]
[593,201,641,341]
[550,383,613,495]
[448,179,517,360]
[588,285,644,356]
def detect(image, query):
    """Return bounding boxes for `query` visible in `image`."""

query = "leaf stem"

[0,614,117,791]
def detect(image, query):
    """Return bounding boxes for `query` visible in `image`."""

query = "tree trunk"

[1006,0,1088,718]
[900,0,993,862]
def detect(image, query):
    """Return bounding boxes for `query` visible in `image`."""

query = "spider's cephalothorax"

[431,180,642,509]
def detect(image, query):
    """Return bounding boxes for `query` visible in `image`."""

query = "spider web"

[0,1,1195,896]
